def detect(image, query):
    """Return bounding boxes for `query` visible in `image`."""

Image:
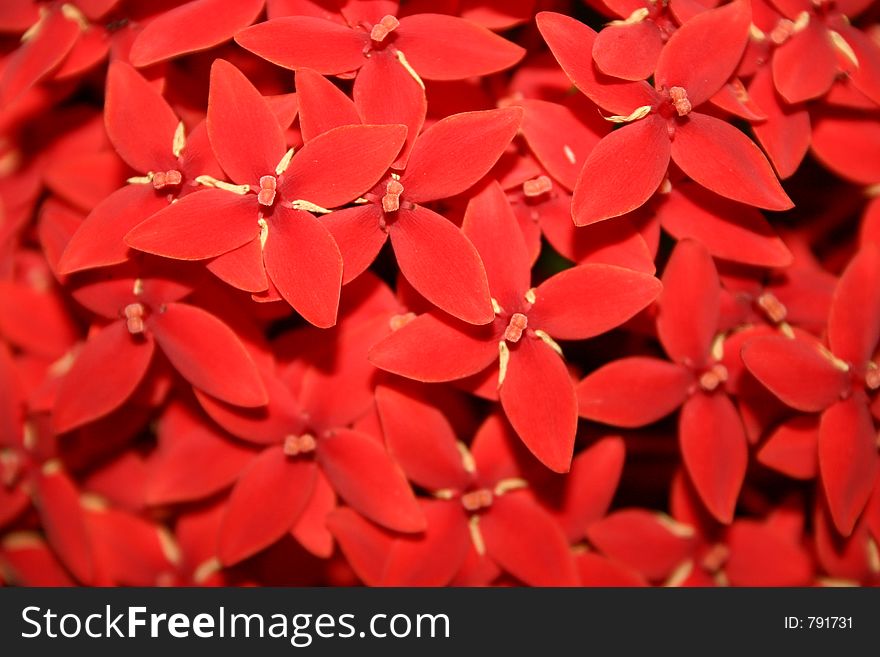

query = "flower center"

[258,175,277,207]
[699,363,728,392]
[283,433,317,456]
[523,175,553,198]
[381,178,405,213]
[370,15,399,43]
[152,169,183,190]
[389,312,416,331]
[123,303,147,335]
[701,543,730,573]
[503,312,529,343]
[770,18,796,45]
[461,488,493,512]
[756,292,787,324]
[669,86,692,117]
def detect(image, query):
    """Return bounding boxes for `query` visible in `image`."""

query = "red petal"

[208,59,286,185]
[679,391,748,524]
[129,0,264,67]
[125,190,256,260]
[772,21,837,104]
[535,12,658,114]
[147,420,256,505]
[0,8,80,104]
[576,357,691,427]
[518,98,607,192]
[264,209,342,328]
[376,385,471,492]
[531,263,662,340]
[593,21,663,81]
[585,508,695,581]
[353,52,427,168]
[748,67,811,179]
[461,181,531,309]
[480,491,579,586]
[206,236,269,293]
[339,1,398,29]
[390,205,493,325]
[671,112,793,211]
[0,1,39,32]
[148,302,267,407]
[757,415,819,480]
[741,336,848,412]
[553,437,627,542]
[105,62,178,173]
[32,464,94,584]
[655,0,752,107]
[219,448,318,565]
[657,238,719,366]
[814,499,875,582]
[87,508,173,586]
[295,67,361,143]
[44,149,128,214]
[572,114,670,225]
[708,79,768,122]
[368,311,497,382]
[294,320,395,431]
[317,428,425,532]
[400,107,522,203]
[235,16,367,74]
[266,92,301,130]
[828,245,880,366]
[576,552,648,586]
[499,336,576,473]
[658,183,793,267]
[471,413,523,487]
[320,205,386,285]
[0,343,23,450]
[394,14,525,80]
[811,110,880,185]
[326,508,393,586]
[59,184,168,274]
[0,534,75,586]
[819,396,878,536]
[0,282,78,359]
[53,323,154,434]
[291,470,337,558]
[195,371,304,445]
[839,24,880,107]
[541,212,655,273]
[382,499,470,586]
[725,520,813,586]
[283,124,407,208]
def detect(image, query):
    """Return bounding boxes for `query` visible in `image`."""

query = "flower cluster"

[1,0,879,587]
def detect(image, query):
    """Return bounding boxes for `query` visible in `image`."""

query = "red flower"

[59,61,224,274]
[577,239,748,522]
[741,245,880,535]
[186,294,425,565]
[668,473,815,586]
[768,0,880,104]
[369,182,662,472]
[538,2,793,225]
[331,395,579,587]
[124,60,406,327]
[237,4,524,166]
[53,262,268,433]
[323,106,521,325]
